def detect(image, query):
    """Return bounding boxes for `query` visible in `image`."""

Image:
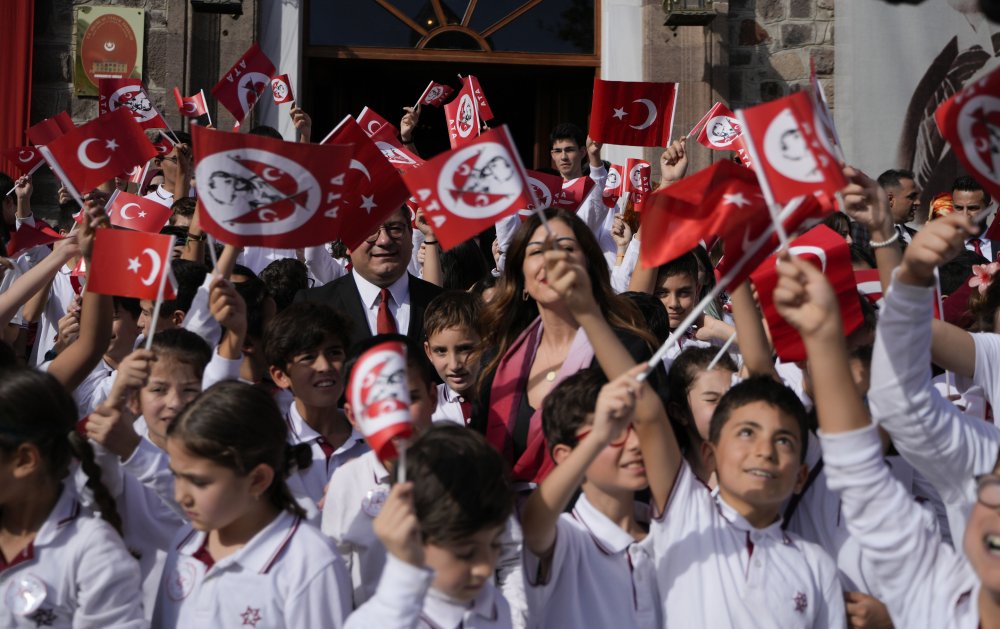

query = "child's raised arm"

[0,236,79,327]
[729,281,778,379]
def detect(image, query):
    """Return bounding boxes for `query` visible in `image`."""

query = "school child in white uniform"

[264,303,369,514]
[153,380,351,628]
[345,426,513,629]
[519,366,660,629]
[0,368,145,628]
[422,291,482,426]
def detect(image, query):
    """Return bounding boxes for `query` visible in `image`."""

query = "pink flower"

[969,262,1000,294]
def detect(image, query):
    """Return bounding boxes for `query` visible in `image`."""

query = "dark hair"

[441,240,490,291]
[264,302,353,369]
[667,346,737,452]
[877,169,915,190]
[952,175,992,207]
[168,381,310,518]
[479,209,654,388]
[541,367,606,453]
[232,266,271,341]
[621,291,671,342]
[849,243,876,270]
[151,328,212,378]
[708,376,809,463]
[0,341,16,369]
[470,275,498,299]
[249,125,283,140]
[822,212,851,242]
[172,131,192,145]
[55,203,78,234]
[549,123,586,149]
[345,333,436,392]
[402,424,513,543]
[169,197,197,224]
[971,276,1000,332]
[656,249,701,285]
[113,296,142,322]
[423,291,483,341]
[0,368,122,534]
[940,250,988,296]
[260,258,310,313]
[157,259,207,316]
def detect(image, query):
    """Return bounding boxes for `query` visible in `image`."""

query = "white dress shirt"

[352,270,410,336]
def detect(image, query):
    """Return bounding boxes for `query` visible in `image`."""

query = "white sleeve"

[121,437,182,518]
[610,237,640,294]
[73,521,146,628]
[821,424,958,627]
[494,214,521,274]
[577,165,609,239]
[868,273,1000,508]
[201,348,243,389]
[180,274,222,349]
[304,245,347,286]
[344,554,431,629]
[285,552,353,629]
[972,332,1000,408]
[496,516,528,629]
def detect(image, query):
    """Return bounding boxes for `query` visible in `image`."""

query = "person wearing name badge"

[0,369,145,628]
[423,291,483,426]
[153,381,351,628]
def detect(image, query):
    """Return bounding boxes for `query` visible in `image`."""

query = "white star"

[612,107,627,120]
[138,211,147,218]
[723,193,751,208]
[360,194,377,213]
[127,257,141,273]
[105,139,119,152]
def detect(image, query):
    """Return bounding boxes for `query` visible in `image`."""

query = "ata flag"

[935,64,1000,204]
[417,81,454,108]
[270,74,294,105]
[99,79,169,131]
[211,42,276,123]
[444,81,481,149]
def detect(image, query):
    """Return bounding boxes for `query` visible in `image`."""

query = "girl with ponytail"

[153,380,351,628]
[0,368,144,628]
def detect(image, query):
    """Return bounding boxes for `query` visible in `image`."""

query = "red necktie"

[973,238,984,258]
[316,436,336,462]
[377,288,397,334]
[459,399,472,426]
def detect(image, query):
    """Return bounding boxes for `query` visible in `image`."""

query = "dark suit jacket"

[294,272,442,346]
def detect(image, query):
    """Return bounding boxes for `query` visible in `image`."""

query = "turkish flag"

[936,64,1000,203]
[639,160,767,272]
[603,163,625,207]
[464,75,495,122]
[211,42,276,123]
[751,225,863,362]
[444,81,481,149]
[5,222,62,258]
[356,106,399,142]
[193,125,353,248]
[26,112,75,146]
[625,159,651,193]
[320,116,412,250]
[151,131,176,157]
[173,87,209,118]
[270,74,294,105]
[692,102,751,163]
[417,81,454,108]
[402,125,534,251]
[99,79,169,131]
[88,229,177,301]
[589,79,678,148]
[736,91,846,207]
[1,146,44,175]
[39,107,157,197]
[554,176,596,212]
[107,190,173,232]
[855,268,883,307]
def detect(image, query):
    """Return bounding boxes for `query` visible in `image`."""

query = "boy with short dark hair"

[264,301,367,514]
[423,291,482,425]
[344,425,514,628]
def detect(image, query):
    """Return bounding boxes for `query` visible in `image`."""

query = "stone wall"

[727,0,835,109]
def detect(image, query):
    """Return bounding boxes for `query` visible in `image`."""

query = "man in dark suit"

[294,205,442,345]
[952,175,1000,260]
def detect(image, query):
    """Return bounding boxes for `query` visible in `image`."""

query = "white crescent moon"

[120,203,140,221]
[366,121,383,136]
[350,159,372,182]
[261,167,282,182]
[17,150,33,163]
[258,208,278,222]
[140,248,162,286]
[630,99,657,131]
[788,245,828,272]
[77,138,111,170]
[182,102,197,114]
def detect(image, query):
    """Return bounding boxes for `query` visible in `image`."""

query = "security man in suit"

[953,175,1000,261]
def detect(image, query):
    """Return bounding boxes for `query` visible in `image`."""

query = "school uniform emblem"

[362,486,389,517]
[166,562,197,601]
[793,591,808,614]
[4,573,47,616]
[241,606,262,627]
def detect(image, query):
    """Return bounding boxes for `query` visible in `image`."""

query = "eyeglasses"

[365,222,408,244]
[977,474,1000,509]
[154,155,178,165]
[576,423,634,448]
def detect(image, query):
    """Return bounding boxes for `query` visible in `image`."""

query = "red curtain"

[0,0,34,177]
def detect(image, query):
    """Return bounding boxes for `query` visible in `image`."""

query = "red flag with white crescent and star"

[356,107,399,142]
[624,159,651,194]
[173,87,209,118]
[0,146,45,176]
[88,229,178,301]
[193,125,353,248]
[99,79,169,131]
[589,79,678,148]
[444,81,482,149]
[402,125,535,251]
[151,131,176,157]
[211,42,276,124]
[936,65,1000,204]
[106,190,174,233]
[321,116,412,250]
[736,91,847,207]
[26,112,75,147]
[39,108,157,198]
[855,268,884,307]
[417,81,455,108]
[270,74,294,105]
[751,225,863,362]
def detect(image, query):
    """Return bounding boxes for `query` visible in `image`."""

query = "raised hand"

[290,104,312,143]
[589,365,644,446]
[86,402,142,460]
[373,482,424,567]
[14,175,32,203]
[840,166,890,235]
[401,105,420,144]
[544,239,597,317]
[898,212,976,287]
[107,348,155,409]
[77,200,110,261]
[611,215,633,253]
[659,138,688,186]
[209,276,247,337]
[772,252,841,339]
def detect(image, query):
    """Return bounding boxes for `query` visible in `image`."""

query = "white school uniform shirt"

[609,236,640,295]
[523,494,660,629]
[432,383,471,426]
[650,462,844,628]
[321,449,391,607]
[0,485,145,629]
[304,244,348,286]
[153,511,351,629]
[869,273,1000,546]
[284,402,369,509]
[353,270,410,336]
[239,246,298,276]
[345,554,511,629]
[72,357,115,418]
[821,424,980,628]
[144,184,173,207]
[31,265,77,366]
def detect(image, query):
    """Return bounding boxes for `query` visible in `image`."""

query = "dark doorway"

[302,57,596,172]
